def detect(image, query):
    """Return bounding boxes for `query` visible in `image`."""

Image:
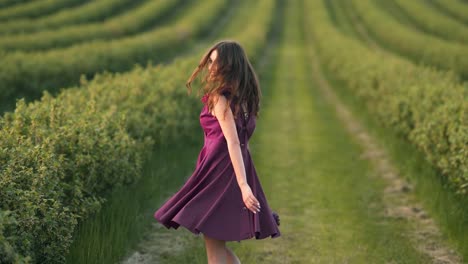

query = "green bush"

[0,91,145,262]
[0,210,31,264]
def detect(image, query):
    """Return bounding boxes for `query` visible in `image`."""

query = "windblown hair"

[186,40,261,120]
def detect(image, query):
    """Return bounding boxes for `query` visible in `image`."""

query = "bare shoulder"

[212,94,232,121]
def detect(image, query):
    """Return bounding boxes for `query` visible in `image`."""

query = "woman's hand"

[241,185,261,214]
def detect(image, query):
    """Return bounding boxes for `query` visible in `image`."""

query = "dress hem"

[158,218,280,243]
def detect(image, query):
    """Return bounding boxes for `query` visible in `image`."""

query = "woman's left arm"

[212,94,260,214]
[212,94,248,188]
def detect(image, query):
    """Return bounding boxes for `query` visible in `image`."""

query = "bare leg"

[226,246,241,264]
[203,234,228,264]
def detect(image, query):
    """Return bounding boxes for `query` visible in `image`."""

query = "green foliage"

[350,0,468,79]
[0,0,140,35]
[0,0,180,51]
[393,0,468,44]
[0,92,145,262]
[431,0,468,25]
[0,0,228,112]
[0,0,83,22]
[0,0,28,9]
[0,62,194,262]
[308,0,468,195]
[0,210,31,264]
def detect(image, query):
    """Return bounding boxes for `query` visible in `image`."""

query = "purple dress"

[153,89,281,242]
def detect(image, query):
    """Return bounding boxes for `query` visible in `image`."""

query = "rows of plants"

[0,0,277,262]
[0,0,83,22]
[0,0,181,51]
[392,0,468,44]
[348,0,468,80]
[0,0,141,35]
[0,0,230,113]
[0,0,26,9]
[371,0,416,29]
[430,0,468,25]
[325,0,366,42]
[305,0,467,197]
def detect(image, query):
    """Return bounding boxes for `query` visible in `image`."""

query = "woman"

[154,40,280,264]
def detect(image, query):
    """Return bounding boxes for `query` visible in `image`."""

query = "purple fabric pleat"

[154,88,281,242]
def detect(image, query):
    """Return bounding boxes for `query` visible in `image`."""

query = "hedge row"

[325,0,365,41]
[0,0,140,35]
[350,0,468,79]
[0,0,229,113]
[0,0,27,9]
[393,0,468,44]
[0,0,83,22]
[306,0,467,195]
[0,0,182,51]
[431,0,468,25]
[0,0,277,262]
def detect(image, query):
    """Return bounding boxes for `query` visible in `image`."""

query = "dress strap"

[240,103,249,148]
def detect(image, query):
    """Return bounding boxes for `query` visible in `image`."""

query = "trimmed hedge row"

[0,0,141,35]
[306,0,467,195]
[431,0,468,25]
[0,0,27,9]
[0,0,229,113]
[0,0,182,51]
[0,0,83,22]
[325,0,359,39]
[0,0,277,262]
[393,0,468,44]
[350,0,468,79]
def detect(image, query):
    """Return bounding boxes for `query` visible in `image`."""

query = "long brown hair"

[186,40,261,120]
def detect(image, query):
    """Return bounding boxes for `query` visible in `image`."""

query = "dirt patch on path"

[307,38,463,264]
[119,222,200,264]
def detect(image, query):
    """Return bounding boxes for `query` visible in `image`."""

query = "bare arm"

[212,94,248,188]
[212,94,261,214]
